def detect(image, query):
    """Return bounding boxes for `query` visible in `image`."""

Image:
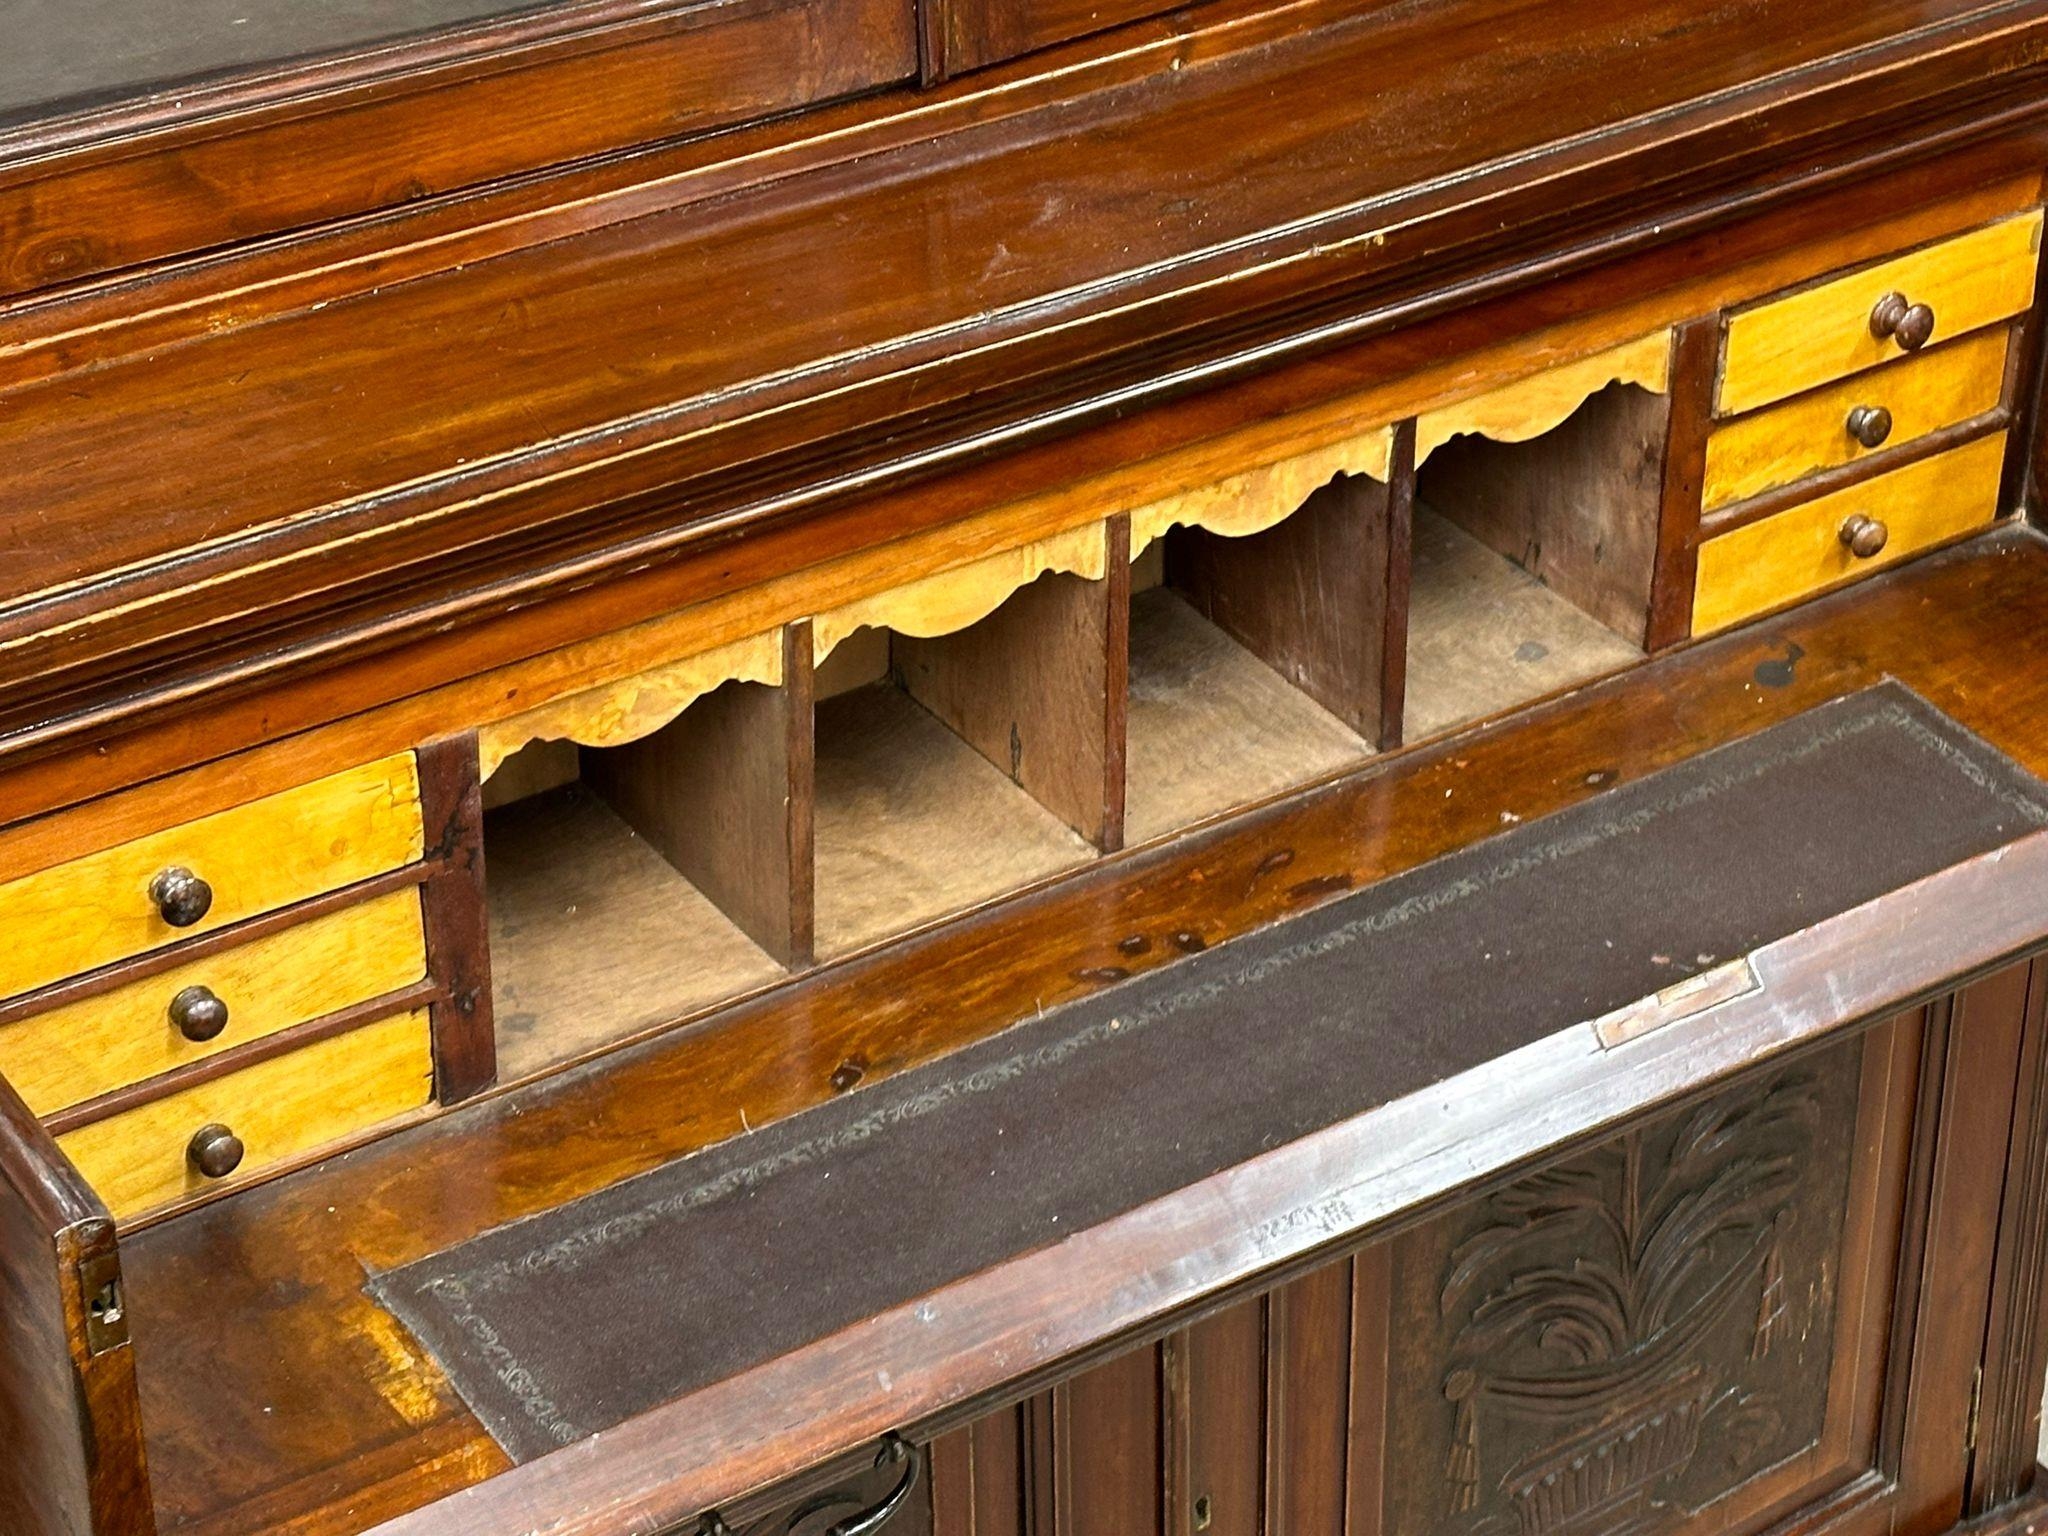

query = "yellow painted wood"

[1719,211,2043,416]
[0,889,426,1117]
[58,1010,434,1219]
[1413,331,1673,465]
[0,752,423,1007]
[1692,434,2006,635]
[1703,329,2010,510]
[1126,424,1393,558]
[812,521,1110,663]
[479,629,783,781]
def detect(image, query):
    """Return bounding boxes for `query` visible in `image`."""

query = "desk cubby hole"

[1125,472,1396,845]
[812,565,1117,959]
[1405,381,1662,742]
[479,644,807,1082]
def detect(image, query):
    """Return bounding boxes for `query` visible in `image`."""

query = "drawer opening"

[1125,471,1392,846]
[1407,382,1659,740]
[813,566,1111,958]
[479,666,801,1082]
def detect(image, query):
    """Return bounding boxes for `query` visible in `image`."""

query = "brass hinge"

[1967,1365,1983,1453]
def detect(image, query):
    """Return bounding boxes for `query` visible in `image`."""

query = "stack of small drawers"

[1693,209,2043,634]
[0,750,445,1221]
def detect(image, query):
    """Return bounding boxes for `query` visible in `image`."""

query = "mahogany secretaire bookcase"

[10,5,2048,1536]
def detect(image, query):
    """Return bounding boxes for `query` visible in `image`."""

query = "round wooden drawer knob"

[1846,404,1893,449]
[149,866,213,928]
[1839,514,1890,559]
[187,1124,245,1180]
[169,985,230,1043]
[1870,291,1936,352]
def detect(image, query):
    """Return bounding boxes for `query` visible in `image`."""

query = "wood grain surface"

[57,1010,434,1220]
[0,752,424,1005]
[1692,435,2007,633]
[0,889,426,1118]
[1704,328,2012,509]
[1720,211,2044,415]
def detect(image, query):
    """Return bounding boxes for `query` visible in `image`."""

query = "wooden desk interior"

[120,528,2048,1536]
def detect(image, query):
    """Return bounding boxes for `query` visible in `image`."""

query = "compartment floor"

[1405,505,1643,740]
[1125,586,1371,845]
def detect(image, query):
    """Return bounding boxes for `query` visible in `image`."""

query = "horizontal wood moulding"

[0,0,2047,770]
[0,0,920,299]
[110,530,2048,1536]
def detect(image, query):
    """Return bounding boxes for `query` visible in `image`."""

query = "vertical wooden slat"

[931,1425,977,1536]
[1970,956,2048,1512]
[1164,1331,1192,1536]
[1101,514,1131,855]
[1647,319,1720,649]
[1377,422,1416,752]
[935,1405,1036,1536]
[1895,961,2039,1536]
[417,732,496,1104]
[1183,1298,1267,1536]
[1027,1389,1062,1536]
[1346,1244,1393,1536]
[1266,1259,1355,1536]
[1061,1344,1166,1536]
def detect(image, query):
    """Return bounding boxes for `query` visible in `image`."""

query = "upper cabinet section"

[0,0,920,297]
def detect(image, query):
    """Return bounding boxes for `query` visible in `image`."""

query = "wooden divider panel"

[896,535,1129,853]
[587,626,817,967]
[1164,470,1400,744]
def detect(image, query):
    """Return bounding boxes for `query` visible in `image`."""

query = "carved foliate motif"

[1385,1042,1862,1536]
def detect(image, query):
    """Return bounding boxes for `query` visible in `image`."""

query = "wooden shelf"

[486,785,786,1082]
[815,682,1095,957]
[1126,589,1370,845]
[1404,509,1644,741]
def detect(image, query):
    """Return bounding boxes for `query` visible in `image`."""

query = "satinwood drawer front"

[1692,434,2004,635]
[1718,211,2042,416]
[0,888,427,1118]
[1703,328,2009,510]
[0,751,424,1008]
[56,1009,434,1219]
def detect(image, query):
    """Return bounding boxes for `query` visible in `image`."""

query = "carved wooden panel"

[1383,1036,1870,1536]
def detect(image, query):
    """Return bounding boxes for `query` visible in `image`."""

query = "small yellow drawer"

[1692,434,2005,635]
[1719,211,2042,416]
[0,888,427,1118]
[57,1009,434,1220]
[0,751,424,1008]
[1704,329,2009,510]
